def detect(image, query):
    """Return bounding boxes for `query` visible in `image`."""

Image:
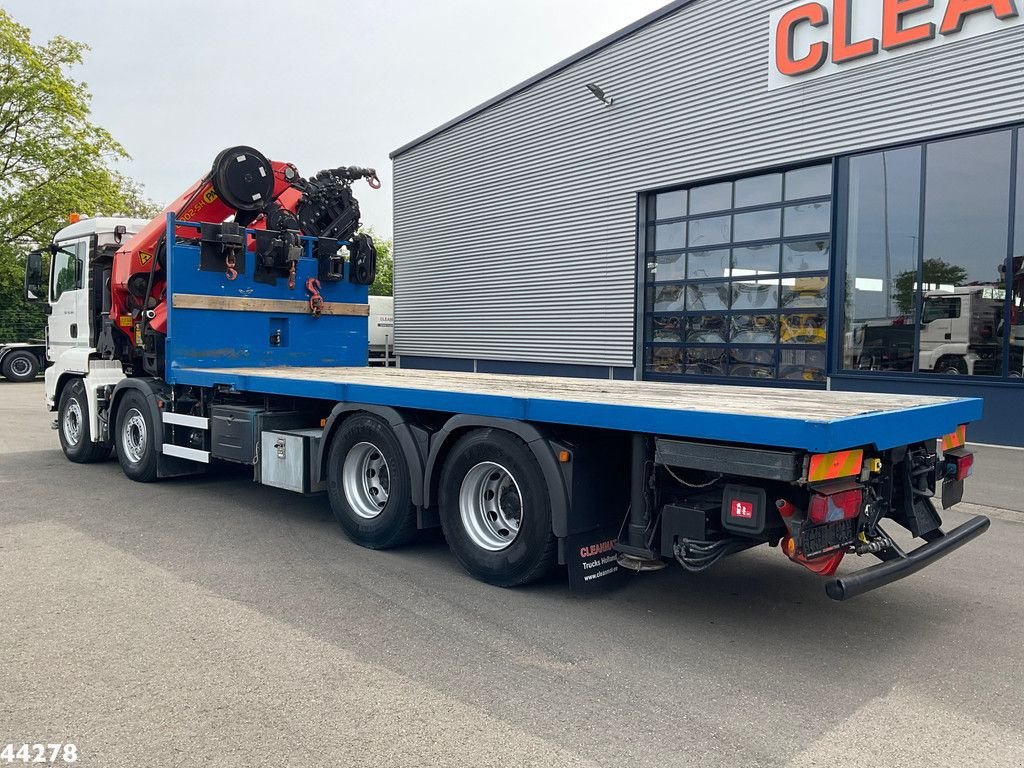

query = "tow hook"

[854,532,889,556]
[50,418,58,430]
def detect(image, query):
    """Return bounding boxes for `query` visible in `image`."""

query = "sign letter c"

[776,3,830,77]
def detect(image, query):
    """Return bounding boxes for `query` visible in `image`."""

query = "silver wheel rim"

[10,356,32,377]
[342,441,390,519]
[122,408,148,464]
[459,461,523,552]
[63,399,83,447]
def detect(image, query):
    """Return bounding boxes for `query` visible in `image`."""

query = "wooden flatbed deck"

[171,365,982,453]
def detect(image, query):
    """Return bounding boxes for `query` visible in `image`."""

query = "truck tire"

[58,378,110,463]
[326,413,417,549]
[438,429,556,587]
[937,356,967,375]
[114,390,158,482]
[2,350,39,382]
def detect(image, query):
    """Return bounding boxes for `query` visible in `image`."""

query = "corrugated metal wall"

[392,0,1024,367]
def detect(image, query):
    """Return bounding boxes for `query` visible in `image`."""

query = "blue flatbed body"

[170,365,981,454]
[162,214,981,455]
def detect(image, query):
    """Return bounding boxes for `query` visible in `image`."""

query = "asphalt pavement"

[1,381,1022,767]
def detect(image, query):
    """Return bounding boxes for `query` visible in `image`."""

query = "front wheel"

[439,429,556,587]
[57,378,110,463]
[115,390,158,482]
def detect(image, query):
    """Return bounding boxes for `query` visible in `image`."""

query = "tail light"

[944,449,974,481]
[808,486,864,524]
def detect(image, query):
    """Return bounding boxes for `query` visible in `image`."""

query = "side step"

[161,411,210,463]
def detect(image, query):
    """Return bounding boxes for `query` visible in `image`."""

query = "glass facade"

[840,127,1023,380]
[640,124,1023,393]
[643,164,832,383]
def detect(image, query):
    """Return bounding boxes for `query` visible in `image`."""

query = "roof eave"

[389,0,699,160]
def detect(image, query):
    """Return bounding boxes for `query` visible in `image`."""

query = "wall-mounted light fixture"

[585,83,614,107]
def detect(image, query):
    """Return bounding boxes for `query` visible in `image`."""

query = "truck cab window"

[51,241,84,301]
[922,296,961,323]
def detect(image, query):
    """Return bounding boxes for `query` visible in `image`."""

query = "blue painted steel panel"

[163,215,368,382]
[171,366,983,454]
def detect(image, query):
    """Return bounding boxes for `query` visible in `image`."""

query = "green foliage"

[892,258,969,314]
[0,10,156,341]
[363,227,393,297]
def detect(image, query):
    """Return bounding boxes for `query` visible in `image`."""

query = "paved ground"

[1,381,1022,767]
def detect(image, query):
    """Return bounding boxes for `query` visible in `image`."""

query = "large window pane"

[689,215,731,247]
[921,130,1011,376]
[687,315,729,344]
[650,284,686,312]
[654,221,686,251]
[785,165,832,200]
[841,147,921,372]
[731,315,777,344]
[652,252,685,282]
[688,249,730,280]
[686,282,730,311]
[784,202,831,236]
[783,239,829,273]
[734,208,781,243]
[780,350,826,382]
[782,276,828,310]
[690,182,732,214]
[735,173,782,208]
[655,190,687,220]
[651,315,685,342]
[732,244,780,277]
[732,279,779,311]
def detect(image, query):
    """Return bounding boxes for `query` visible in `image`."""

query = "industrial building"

[391,0,1024,445]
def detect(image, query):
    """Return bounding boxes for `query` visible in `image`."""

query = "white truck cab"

[34,216,149,420]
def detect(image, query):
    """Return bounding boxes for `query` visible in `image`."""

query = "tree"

[892,258,969,315]
[362,227,393,297]
[0,10,156,341]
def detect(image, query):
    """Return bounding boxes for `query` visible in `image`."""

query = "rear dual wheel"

[114,390,158,482]
[327,413,418,549]
[439,429,556,587]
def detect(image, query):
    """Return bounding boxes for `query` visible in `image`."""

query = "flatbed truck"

[22,147,989,600]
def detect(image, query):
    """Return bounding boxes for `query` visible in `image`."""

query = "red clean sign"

[768,0,1022,87]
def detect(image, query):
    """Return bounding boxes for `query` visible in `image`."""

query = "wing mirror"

[23,250,44,301]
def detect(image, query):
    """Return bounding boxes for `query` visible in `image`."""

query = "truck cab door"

[47,238,91,364]
[918,295,958,369]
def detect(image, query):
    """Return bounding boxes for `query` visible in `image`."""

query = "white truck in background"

[368,295,394,366]
[0,341,46,382]
[851,286,1021,376]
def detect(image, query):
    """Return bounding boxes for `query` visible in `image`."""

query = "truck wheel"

[438,429,556,587]
[114,390,158,482]
[2,350,39,382]
[937,356,967,375]
[58,378,110,463]
[326,413,417,549]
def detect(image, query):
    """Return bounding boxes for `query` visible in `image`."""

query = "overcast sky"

[7,0,668,236]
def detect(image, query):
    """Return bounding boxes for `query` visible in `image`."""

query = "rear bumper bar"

[824,515,991,601]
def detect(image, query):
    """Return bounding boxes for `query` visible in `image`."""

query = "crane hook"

[306,277,323,318]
